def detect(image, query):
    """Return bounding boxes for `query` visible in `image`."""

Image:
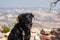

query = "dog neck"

[18,23,31,40]
[19,23,28,29]
[18,23,30,32]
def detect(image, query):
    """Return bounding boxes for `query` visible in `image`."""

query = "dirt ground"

[0,27,50,40]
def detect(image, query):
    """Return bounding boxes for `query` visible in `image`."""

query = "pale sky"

[0,0,60,9]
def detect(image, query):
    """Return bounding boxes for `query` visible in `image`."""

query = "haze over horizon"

[0,0,60,9]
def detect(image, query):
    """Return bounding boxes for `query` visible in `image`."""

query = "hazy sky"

[0,0,60,9]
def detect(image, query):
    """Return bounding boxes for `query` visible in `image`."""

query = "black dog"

[8,13,34,40]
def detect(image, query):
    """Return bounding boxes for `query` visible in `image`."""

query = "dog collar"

[19,27,25,35]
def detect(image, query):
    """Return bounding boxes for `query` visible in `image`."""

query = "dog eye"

[29,16,31,18]
[26,18,28,19]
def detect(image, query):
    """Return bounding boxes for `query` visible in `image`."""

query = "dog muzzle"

[28,25,32,30]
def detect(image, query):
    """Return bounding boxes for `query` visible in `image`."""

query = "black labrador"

[8,13,34,40]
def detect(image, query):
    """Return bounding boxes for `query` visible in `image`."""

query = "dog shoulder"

[11,23,20,33]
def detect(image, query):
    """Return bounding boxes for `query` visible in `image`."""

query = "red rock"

[40,35,52,40]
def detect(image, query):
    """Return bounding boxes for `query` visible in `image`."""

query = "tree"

[49,0,60,12]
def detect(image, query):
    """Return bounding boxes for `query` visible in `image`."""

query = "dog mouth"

[27,24,32,30]
[28,25,32,30]
[25,23,32,30]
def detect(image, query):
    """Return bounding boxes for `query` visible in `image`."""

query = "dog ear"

[18,14,25,21]
[30,13,34,18]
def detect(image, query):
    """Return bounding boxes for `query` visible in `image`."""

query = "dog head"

[18,13,34,30]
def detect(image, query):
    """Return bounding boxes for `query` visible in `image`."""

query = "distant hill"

[0,8,60,29]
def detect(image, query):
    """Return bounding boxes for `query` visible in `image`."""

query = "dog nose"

[30,23,32,25]
[29,23,32,27]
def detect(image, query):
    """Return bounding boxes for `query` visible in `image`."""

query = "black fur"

[8,13,34,40]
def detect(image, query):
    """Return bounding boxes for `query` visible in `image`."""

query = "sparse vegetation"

[16,16,19,22]
[11,21,17,26]
[0,24,10,33]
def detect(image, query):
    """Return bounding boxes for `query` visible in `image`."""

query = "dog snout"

[30,23,32,26]
[29,23,33,27]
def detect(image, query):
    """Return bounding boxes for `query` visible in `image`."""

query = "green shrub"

[0,24,10,33]
[16,16,19,22]
[11,21,17,26]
